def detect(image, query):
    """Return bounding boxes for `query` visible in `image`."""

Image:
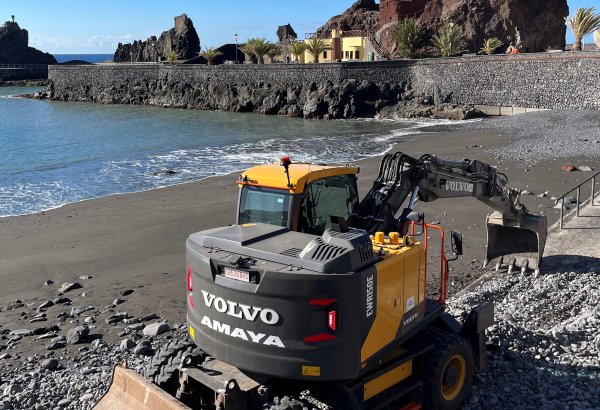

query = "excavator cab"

[236,159,360,235]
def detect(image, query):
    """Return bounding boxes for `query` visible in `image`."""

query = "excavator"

[95,152,547,410]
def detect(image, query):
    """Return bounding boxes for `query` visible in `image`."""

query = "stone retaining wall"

[0,66,48,81]
[45,52,600,118]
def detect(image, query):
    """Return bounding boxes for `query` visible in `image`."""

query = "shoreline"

[1,117,477,219]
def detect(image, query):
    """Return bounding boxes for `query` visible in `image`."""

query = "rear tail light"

[304,333,336,343]
[187,265,193,291]
[304,299,337,343]
[328,311,337,331]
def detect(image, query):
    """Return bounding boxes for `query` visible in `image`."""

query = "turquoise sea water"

[0,86,459,217]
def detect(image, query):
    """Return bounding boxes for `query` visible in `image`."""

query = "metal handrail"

[555,170,599,229]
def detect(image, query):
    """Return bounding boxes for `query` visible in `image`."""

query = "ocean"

[0,86,466,217]
[53,54,113,64]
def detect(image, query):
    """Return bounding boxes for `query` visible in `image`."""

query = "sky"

[1,0,597,54]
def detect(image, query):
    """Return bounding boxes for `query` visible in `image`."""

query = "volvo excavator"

[96,152,547,410]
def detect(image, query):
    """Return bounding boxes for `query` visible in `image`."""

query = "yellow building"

[300,29,370,63]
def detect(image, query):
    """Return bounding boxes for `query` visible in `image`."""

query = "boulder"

[114,14,200,62]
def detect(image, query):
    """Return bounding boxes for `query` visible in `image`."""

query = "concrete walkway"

[543,197,600,272]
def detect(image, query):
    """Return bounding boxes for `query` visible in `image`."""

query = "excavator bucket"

[485,211,547,272]
[94,364,190,410]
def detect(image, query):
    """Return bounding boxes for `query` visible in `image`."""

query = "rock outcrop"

[0,20,56,64]
[277,24,297,42]
[378,0,569,55]
[417,0,569,52]
[113,14,200,63]
[316,0,379,37]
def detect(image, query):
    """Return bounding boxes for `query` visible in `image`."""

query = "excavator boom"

[348,152,547,271]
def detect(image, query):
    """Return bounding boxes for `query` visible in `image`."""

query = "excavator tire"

[145,341,199,396]
[422,328,474,410]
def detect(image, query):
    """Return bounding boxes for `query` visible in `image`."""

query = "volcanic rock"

[277,24,297,42]
[143,322,170,337]
[57,282,82,294]
[0,19,56,64]
[316,0,379,38]
[114,14,200,62]
[416,0,569,53]
[41,358,58,370]
[133,340,153,356]
[66,325,89,344]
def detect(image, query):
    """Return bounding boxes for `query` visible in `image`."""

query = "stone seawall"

[0,66,48,81]
[43,53,600,118]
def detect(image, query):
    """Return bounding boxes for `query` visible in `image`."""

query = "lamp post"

[234,33,239,64]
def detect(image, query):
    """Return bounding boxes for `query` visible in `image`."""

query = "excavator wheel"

[145,340,199,396]
[422,329,474,410]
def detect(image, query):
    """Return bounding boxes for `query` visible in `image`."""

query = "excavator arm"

[348,152,547,272]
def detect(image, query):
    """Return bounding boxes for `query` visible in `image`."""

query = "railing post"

[593,176,596,206]
[560,197,564,229]
[576,186,581,217]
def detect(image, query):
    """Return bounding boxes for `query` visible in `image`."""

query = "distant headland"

[0,16,56,65]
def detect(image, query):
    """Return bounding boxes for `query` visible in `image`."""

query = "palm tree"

[480,38,503,55]
[290,41,306,62]
[266,44,280,63]
[432,24,466,57]
[305,37,329,63]
[240,38,274,64]
[394,17,425,59]
[201,47,223,65]
[565,7,600,51]
[165,50,179,64]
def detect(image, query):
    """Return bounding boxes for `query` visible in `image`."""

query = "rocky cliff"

[418,0,569,52]
[113,14,200,62]
[0,21,56,65]
[316,0,379,37]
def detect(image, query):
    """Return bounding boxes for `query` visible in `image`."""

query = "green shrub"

[394,18,425,59]
[432,24,466,57]
[480,38,503,55]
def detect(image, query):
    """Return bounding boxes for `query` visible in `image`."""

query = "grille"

[280,248,303,258]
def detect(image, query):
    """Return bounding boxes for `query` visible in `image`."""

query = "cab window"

[238,186,291,227]
[300,174,358,235]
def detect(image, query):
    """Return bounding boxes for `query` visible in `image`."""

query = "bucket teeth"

[508,264,514,274]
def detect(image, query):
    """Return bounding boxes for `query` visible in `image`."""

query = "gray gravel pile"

[0,286,190,410]
[448,269,600,409]
[428,109,600,161]
[0,328,190,410]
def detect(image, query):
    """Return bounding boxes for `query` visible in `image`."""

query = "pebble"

[66,325,89,344]
[133,340,153,356]
[57,282,82,294]
[41,358,58,371]
[119,339,136,351]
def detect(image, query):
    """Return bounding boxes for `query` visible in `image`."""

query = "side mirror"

[449,230,463,261]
